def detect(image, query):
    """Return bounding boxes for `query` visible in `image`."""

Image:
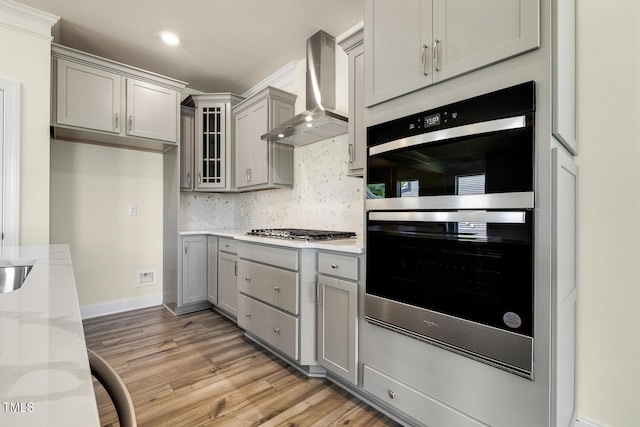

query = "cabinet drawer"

[237,259,298,315]
[318,252,358,281]
[218,238,238,254]
[238,242,298,271]
[363,365,484,427]
[237,294,298,361]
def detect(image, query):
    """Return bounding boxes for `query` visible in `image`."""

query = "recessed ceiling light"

[160,31,180,46]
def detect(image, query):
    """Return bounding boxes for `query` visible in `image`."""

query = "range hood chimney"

[261,30,348,146]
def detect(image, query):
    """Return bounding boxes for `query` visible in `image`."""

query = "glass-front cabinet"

[181,93,243,192]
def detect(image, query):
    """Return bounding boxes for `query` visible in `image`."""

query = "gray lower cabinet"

[180,235,207,306]
[363,365,484,427]
[236,242,318,370]
[317,252,359,385]
[206,236,218,305]
[217,238,238,319]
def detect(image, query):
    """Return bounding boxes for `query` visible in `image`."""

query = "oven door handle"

[368,115,527,156]
[369,211,526,224]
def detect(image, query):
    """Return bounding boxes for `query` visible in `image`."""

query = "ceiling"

[18,0,364,94]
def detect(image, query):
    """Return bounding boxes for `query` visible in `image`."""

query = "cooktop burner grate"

[247,228,356,241]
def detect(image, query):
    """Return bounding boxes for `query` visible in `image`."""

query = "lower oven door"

[365,210,534,378]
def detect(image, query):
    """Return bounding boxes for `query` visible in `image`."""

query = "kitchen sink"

[0,260,36,294]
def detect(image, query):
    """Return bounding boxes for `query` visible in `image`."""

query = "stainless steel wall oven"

[365,82,536,378]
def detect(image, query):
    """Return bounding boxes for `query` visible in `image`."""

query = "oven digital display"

[424,113,441,128]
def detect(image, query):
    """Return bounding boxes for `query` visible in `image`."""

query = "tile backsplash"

[180,134,364,235]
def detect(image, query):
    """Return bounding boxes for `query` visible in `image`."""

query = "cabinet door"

[234,108,252,188]
[248,99,269,187]
[551,148,578,427]
[365,0,432,106]
[207,236,218,305]
[349,42,366,176]
[218,250,238,318]
[180,106,195,190]
[195,103,227,189]
[126,79,178,142]
[269,99,295,186]
[317,275,358,385]
[56,59,121,133]
[181,235,207,305]
[432,0,540,82]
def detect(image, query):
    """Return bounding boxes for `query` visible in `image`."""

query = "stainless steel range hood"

[261,30,348,147]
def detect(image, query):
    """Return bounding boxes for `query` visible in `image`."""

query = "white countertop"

[0,245,99,426]
[180,229,365,254]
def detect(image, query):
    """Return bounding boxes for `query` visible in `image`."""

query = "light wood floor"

[83,306,401,427]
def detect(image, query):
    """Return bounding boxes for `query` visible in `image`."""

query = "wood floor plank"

[84,306,401,427]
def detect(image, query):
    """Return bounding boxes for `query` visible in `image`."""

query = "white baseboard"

[80,294,163,319]
[576,418,604,427]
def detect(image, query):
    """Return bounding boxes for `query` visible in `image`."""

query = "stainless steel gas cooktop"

[246,228,356,241]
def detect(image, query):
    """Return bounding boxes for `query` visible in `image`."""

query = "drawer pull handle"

[274,286,280,292]
[388,390,397,400]
[331,264,338,269]
[273,327,280,334]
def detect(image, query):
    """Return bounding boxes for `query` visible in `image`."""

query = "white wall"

[576,1,640,426]
[50,140,164,306]
[0,1,57,245]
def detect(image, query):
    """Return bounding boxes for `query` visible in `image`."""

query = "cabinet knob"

[273,327,280,334]
[245,313,251,318]
[388,390,397,400]
[245,277,251,282]
[274,286,280,292]
[331,264,338,269]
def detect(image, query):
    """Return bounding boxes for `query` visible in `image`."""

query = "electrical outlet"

[137,270,155,286]
[128,205,138,216]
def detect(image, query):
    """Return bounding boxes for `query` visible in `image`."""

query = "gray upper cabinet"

[180,106,195,190]
[55,58,121,134]
[552,0,577,154]
[364,0,540,106]
[233,87,296,191]
[52,44,186,153]
[125,79,178,142]
[339,27,365,177]
[181,93,244,192]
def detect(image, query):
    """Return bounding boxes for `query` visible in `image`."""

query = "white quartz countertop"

[180,229,365,254]
[0,245,99,426]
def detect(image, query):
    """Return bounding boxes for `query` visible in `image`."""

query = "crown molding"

[0,0,59,40]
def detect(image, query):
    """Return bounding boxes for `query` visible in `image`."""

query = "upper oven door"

[366,81,535,211]
[366,113,534,209]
